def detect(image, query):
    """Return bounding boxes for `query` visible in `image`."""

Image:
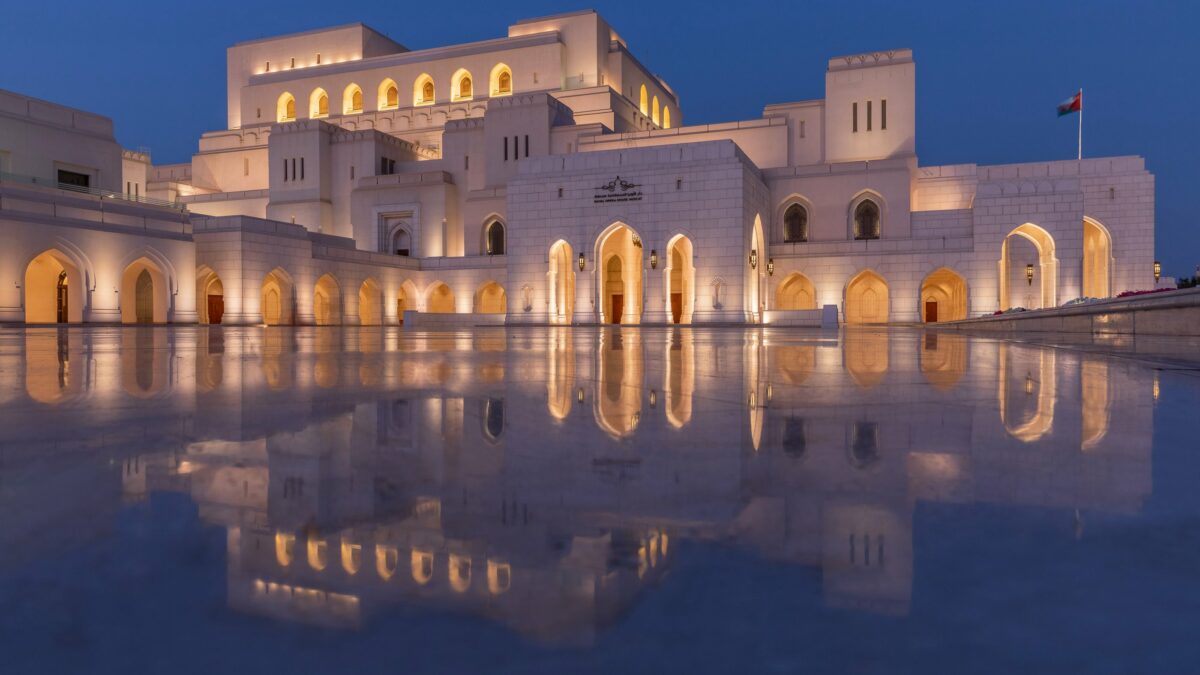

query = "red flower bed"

[1116,288,1174,298]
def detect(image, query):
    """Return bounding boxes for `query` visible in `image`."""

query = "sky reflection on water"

[1,325,1198,674]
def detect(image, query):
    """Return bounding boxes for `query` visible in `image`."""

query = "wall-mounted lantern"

[1154,260,1162,283]
[648,389,657,408]
[649,249,659,270]
[749,249,759,270]
[578,253,586,272]
[767,258,775,277]
[1025,264,1034,286]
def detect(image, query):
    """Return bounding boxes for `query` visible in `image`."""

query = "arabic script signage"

[592,175,643,204]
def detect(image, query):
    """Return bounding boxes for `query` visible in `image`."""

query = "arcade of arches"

[474,281,506,314]
[359,279,382,325]
[427,283,455,313]
[120,258,167,324]
[775,273,816,311]
[314,274,341,325]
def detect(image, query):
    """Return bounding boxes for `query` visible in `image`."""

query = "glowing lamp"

[578,253,586,272]
[648,389,657,408]
[650,249,659,269]
[1154,260,1162,283]
[1025,264,1034,286]
[767,258,775,277]
[749,249,759,270]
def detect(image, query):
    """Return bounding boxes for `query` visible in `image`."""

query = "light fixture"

[648,389,657,408]
[767,258,775,277]
[749,249,759,270]
[577,387,585,403]
[1025,263,1034,286]
[1154,260,1162,283]
[578,253,586,272]
[650,249,658,270]
[1025,374,1034,395]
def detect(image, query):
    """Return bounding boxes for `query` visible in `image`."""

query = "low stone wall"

[402,311,506,329]
[763,305,840,328]
[945,287,1200,336]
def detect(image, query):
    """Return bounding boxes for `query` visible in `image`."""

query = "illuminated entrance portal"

[920,268,967,322]
[775,273,816,310]
[313,274,341,325]
[261,268,294,325]
[24,250,83,324]
[596,224,643,324]
[1000,223,1057,310]
[1082,217,1112,299]
[665,235,694,324]
[197,269,224,324]
[548,241,575,324]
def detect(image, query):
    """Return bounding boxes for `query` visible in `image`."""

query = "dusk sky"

[2,0,1194,275]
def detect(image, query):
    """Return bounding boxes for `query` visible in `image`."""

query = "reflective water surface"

[2,326,1199,673]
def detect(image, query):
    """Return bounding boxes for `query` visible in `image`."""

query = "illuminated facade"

[0,10,1156,325]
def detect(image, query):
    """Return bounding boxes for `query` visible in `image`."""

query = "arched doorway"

[844,270,889,324]
[920,267,968,322]
[426,282,455,313]
[775,272,816,310]
[596,223,644,324]
[474,281,506,314]
[359,278,381,325]
[1000,223,1058,310]
[665,235,694,324]
[1082,217,1112,298]
[548,240,575,324]
[197,269,224,324]
[261,268,294,325]
[313,274,341,325]
[24,250,83,323]
[748,215,766,321]
[121,257,168,324]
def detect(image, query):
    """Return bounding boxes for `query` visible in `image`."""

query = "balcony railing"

[0,171,187,211]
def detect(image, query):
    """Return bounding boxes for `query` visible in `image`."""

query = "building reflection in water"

[0,325,1154,644]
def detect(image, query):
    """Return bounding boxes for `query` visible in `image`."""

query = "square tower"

[824,50,915,163]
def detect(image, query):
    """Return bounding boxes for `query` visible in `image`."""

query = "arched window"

[415,75,434,106]
[378,78,399,110]
[663,106,671,129]
[498,71,511,94]
[652,96,660,125]
[784,203,808,242]
[853,200,881,240]
[639,85,648,116]
[310,89,329,118]
[392,228,411,257]
[452,70,473,101]
[277,93,296,122]
[485,220,505,255]
[343,84,363,114]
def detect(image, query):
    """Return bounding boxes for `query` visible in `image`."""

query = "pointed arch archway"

[261,267,294,325]
[920,267,968,322]
[414,74,435,106]
[548,240,576,324]
[196,267,225,324]
[313,273,342,325]
[775,272,816,310]
[359,278,382,325]
[665,234,695,324]
[844,270,889,324]
[1000,223,1058,310]
[426,282,455,313]
[748,214,766,321]
[1082,216,1113,298]
[451,68,474,101]
[473,281,507,314]
[595,222,644,324]
[120,257,169,324]
[277,92,296,122]
[342,83,364,114]
[396,279,418,325]
[24,249,84,323]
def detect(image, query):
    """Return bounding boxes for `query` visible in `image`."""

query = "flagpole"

[1077,88,1083,161]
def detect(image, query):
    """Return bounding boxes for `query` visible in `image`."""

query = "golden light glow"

[275,532,295,567]
[343,83,363,115]
[411,549,434,585]
[845,270,890,324]
[307,537,328,571]
[375,545,399,580]
[414,74,435,106]
[490,63,513,97]
[448,553,471,592]
[486,559,512,595]
[340,539,362,575]
[277,92,296,122]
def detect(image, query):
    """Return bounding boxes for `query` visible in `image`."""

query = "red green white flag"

[1057,90,1082,117]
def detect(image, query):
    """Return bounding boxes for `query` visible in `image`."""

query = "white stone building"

[0,10,1156,325]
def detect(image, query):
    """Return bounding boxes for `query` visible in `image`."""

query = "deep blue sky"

[2,0,1195,276]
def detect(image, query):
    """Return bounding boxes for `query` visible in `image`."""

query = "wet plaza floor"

[2,325,1199,674]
